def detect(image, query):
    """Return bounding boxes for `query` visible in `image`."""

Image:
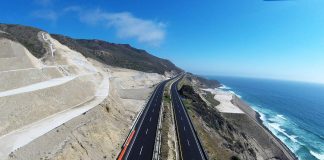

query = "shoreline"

[231,95,297,160]
[205,87,297,160]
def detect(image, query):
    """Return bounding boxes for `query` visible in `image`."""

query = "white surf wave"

[218,82,324,160]
[310,150,324,160]
[268,122,299,143]
[277,114,287,120]
[218,84,231,90]
[251,106,303,153]
[218,84,242,98]
[257,110,267,122]
[252,105,324,160]
[217,84,324,159]
[228,90,242,98]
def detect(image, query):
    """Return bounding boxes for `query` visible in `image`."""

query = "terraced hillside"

[0,32,109,159]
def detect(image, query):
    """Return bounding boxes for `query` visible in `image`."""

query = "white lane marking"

[146,128,149,135]
[152,109,155,113]
[187,139,190,146]
[184,126,186,131]
[181,117,182,121]
[124,82,163,159]
[149,117,152,122]
[139,146,144,155]
[175,84,205,159]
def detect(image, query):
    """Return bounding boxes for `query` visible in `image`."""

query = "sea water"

[206,76,324,160]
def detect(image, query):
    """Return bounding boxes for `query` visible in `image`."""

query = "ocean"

[206,76,324,160]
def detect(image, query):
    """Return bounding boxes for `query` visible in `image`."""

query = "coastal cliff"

[177,74,296,160]
[229,96,296,159]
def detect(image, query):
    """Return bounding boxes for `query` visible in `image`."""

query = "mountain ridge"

[51,34,182,74]
[0,23,181,74]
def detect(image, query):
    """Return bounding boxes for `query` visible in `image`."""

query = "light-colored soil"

[0,32,168,160]
[0,30,7,35]
[0,39,42,71]
[0,39,15,58]
[42,33,98,74]
[8,66,167,160]
[0,34,106,159]
[0,67,62,91]
[0,74,98,136]
[203,88,244,114]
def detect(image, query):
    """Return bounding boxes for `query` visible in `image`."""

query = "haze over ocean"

[207,76,324,160]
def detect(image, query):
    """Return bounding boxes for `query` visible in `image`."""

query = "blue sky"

[1,0,324,84]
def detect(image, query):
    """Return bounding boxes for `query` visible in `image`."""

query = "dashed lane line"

[139,146,144,155]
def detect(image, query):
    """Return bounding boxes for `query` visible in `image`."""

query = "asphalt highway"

[118,79,171,160]
[171,78,207,160]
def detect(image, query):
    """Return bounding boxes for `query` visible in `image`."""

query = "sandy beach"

[202,88,244,114]
[202,86,296,160]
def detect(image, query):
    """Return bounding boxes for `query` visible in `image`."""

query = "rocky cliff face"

[178,74,296,160]
[185,73,221,88]
[179,84,260,160]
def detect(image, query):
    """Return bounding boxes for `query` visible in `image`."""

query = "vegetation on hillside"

[177,75,258,160]
[0,23,181,74]
[0,24,46,58]
[51,34,182,74]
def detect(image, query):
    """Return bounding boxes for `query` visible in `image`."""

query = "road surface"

[171,78,207,160]
[118,78,173,160]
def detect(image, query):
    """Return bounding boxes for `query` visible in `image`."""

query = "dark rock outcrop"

[0,23,182,74]
[179,84,258,159]
[186,73,221,88]
[0,24,46,58]
[179,74,296,160]
[51,34,182,74]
